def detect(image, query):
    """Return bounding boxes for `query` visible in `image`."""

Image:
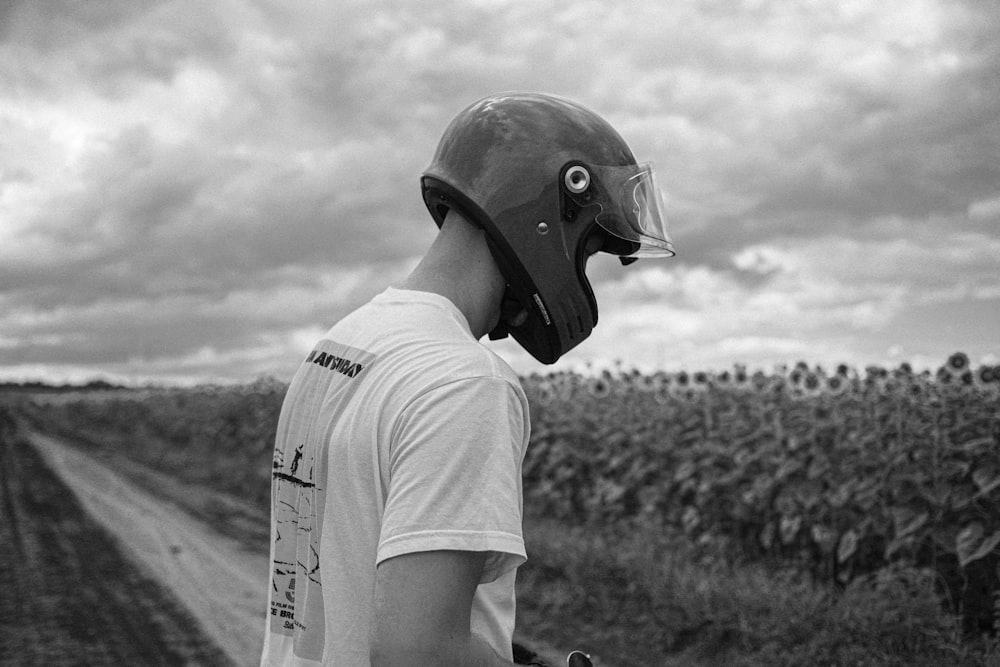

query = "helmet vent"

[561,314,585,342]
[564,165,590,194]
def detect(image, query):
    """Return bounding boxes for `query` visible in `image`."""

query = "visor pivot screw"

[564,165,590,194]
[536,221,549,235]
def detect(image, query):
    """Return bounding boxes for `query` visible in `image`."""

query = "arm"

[370,549,516,667]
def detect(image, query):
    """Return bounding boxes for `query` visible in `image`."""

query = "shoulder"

[439,342,522,389]
[401,342,526,422]
[389,345,528,441]
[328,288,526,408]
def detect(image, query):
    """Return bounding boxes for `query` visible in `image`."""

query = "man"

[261,92,674,666]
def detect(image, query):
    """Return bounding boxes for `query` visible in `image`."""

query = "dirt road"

[26,432,269,666]
[0,427,233,665]
[7,421,570,666]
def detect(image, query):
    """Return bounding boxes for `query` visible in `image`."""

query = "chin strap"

[488,289,525,341]
[488,323,509,341]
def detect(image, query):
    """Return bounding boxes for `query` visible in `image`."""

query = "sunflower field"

[520,352,1000,635]
[13,352,1000,639]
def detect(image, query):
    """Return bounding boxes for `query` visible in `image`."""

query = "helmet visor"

[572,162,675,257]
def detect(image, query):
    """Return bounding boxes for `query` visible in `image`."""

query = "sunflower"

[751,370,769,391]
[692,371,712,391]
[864,365,889,394]
[974,365,1000,392]
[906,378,926,399]
[673,386,700,402]
[638,373,658,393]
[866,365,888,380]
[733,364,750,390]
[653,385,672,405]
[589,376,611,399]
[947,351,970,372]
[536,381,556,406]
[825,374,848,396]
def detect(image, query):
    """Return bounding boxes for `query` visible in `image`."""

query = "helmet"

[421,92,674,364]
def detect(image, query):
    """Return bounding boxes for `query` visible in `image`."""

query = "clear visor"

[569,162,675,258]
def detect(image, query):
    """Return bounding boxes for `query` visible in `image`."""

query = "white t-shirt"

[261,288,530,666]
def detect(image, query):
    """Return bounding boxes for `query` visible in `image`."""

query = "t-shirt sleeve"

[376,376,528,583]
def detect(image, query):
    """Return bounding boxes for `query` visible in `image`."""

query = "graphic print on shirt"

[268,340,376,661]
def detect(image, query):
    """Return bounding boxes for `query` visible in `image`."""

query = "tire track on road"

[0,423,231,666]
[29,431,269,667]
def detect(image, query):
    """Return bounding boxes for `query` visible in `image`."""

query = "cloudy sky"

[2,0,998,385]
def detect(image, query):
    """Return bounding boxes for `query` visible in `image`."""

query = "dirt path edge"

[28,431,269,667]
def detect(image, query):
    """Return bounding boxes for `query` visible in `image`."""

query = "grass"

[515,516,1000,667]
[10,389,1000,665]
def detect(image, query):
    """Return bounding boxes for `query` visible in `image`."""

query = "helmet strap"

[488,289,525,341]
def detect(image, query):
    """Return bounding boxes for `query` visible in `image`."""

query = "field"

[2,352,1000,665]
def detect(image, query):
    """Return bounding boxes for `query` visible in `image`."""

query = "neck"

[395,211,506,339]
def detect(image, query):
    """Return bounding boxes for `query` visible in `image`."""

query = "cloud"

[557,219,1000,373]
[968,194,1000,220]
[1,0,998,383]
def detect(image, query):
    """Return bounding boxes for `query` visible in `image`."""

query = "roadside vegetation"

[517,517,998,666]
[7,351,1000,665]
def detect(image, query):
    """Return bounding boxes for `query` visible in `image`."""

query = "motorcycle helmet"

[421,92,674,364]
